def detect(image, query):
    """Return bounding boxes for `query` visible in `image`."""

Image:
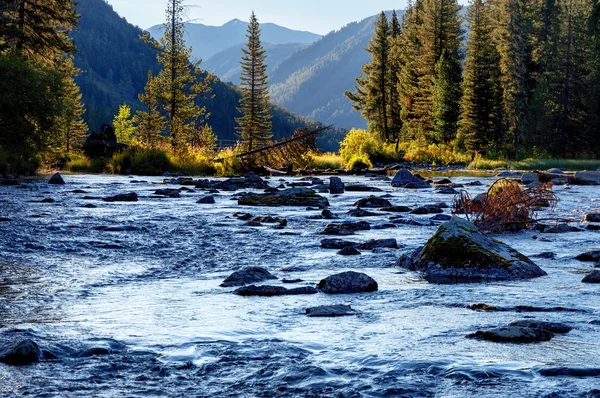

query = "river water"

[0,173,598,397]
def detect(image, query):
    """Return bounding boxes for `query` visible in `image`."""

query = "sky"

[104,0,465,35]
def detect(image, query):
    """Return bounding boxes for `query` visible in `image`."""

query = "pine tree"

[134,71,166,148]
[458,0,502,155]
[236,11,272,152]
[431,49,462,143]
[57,57,88,154]
[388,10,403,147]
[584,0,600,154]
[346,12,391,142]
[148,0,211,152]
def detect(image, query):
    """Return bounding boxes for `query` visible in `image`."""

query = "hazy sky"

[104,0,466,35]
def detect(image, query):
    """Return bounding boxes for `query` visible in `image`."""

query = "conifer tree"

[458,0,502,155]
[584,0,600,154]
[57,57,88,154]
[431,50,462,143]
[388,10,403,147]
[134,71,166,148]
[148,0,211,152]
[346,12,391,142]
[236,11,272,152]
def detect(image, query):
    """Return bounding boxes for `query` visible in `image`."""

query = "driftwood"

[452,179,559,233]
[217,126,331,171]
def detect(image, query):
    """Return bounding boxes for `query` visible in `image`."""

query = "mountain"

[147,19,321,61]
[71,0,331,146]
[203,42,308,85]
[268,13,399,130]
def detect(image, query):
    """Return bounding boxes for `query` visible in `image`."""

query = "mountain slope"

[72,0,323,144]
[268,13,396,130]
[147,19,321,61]
[203,42,307,84]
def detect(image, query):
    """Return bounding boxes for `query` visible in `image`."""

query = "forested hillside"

[72,0,327,144]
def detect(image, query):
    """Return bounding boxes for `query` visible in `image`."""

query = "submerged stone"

[238,188,329,208]
[305,305,357,317]
[397,217,547,283]
[467,326,553,343]
[0,339,41,366]
[234,285,318,296]
[318,271,378,294]
[220,266,277,287]
[507,320,572,334]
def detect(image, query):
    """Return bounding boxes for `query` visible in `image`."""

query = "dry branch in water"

[452,179,558,233]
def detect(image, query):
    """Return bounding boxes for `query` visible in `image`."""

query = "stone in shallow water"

[582,271,600,284]
[329,177,345,194]
[397,217,547,283]
[466,326,553,343]
[337,246,361,256]
[0,339,41,366]
[507,320,572,334]
[220,266,277,287]
[197,195,216,204]
[103,192,138,202]
[48,172,65,185]
[353,196,392,208]
[238,188,329,208]
[234,285,318,296]
[305,305,357,317]
[347,208,382,217]
[576,251,600,262]
[584,213,600,222]
[320,221,371,236]
[318,271,378,294]
[391,169,431,189]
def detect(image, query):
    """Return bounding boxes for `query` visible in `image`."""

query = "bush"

[213,147,243,176]
[399,141,471,165]
[307,152,346,170]
[107,148,171,175]
[347,154,373,170]
[339,129,381,163]
[0,149,41,175]
[65,153,106,173]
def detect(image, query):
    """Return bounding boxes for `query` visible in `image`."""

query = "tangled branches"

[452,179,558,233]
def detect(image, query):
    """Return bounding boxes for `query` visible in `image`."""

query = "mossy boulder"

[238,188,329,207]
[397,216,547,283]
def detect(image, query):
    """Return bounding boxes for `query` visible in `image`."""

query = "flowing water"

[0,173,599,397]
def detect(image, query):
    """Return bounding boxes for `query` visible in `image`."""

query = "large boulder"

[397,217,547,283]
[584,213,600,222]
[582,271,600,283]
[391,169,431,189]
[329,177,345,194]
[48,172,65,185]
[0,339,41,366]
[507,320,572,334]
[576,251,600,262]
[575,171,600,185]
[220,267,277,287]
[238,188,329,207]
[466,326,553,343]
[317,271,378,294]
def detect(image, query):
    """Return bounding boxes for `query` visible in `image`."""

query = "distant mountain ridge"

[147,19,322,61]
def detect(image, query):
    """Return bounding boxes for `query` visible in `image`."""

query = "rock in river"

[318,271,378,294]
[48,172,65,185]
[234,285,318,296]
[337,246,361,256]
[507,320,572,334]
[582,271,600,283]
[197,195,216,204]
[329,177,345,194]
[306,305,357,317]
[391,169,431,189]
[576,251,600,262]
[103,192,138,202]
[0,339,41,366]
[584,213,600,222]
[466,326,553,343]
[321,221,371,235]
[354,196,392,208]
[238,188,329,208]
[397,217,547,283]
[220,266,277,287]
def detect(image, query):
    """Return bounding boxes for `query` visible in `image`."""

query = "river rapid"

[0,173,598,397]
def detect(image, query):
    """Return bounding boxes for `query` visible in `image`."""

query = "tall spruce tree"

[458,0,502,155]
[584,0,600,154]
[134,71,166,148]
[148,0,211,152]
[57,57,88,154]
[388,10,403,147]
[431,50,462,143]
[346,12,392,142]
[236,11,272,152]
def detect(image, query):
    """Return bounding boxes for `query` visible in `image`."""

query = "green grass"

[307,153,346,170]
[468,158,600,171]
[65,154,106,173]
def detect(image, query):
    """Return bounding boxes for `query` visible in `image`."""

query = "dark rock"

[574,171,600,185]
[321,209,337,219]
[430,214,452,222]
[391,169,431,189]
[48,172,65,185]
[103,192,138,202]
[582,271,600,283]
[197,195,216,204]
[82,347,111,357]
[0,339,41,365]
[521,173,539,184]
[247,216,287,228]
[354,196,392,208]
[538,368,600,377]
[220,266,277,287]
[433,178,452,185]
[507,320,572,334]
[337,246,361,255]
[216,173,270,191]
[466,181,483,186]
[379,206,412,213]
[282,279,304,284]
[345,184,383,192]
[238,188,329,208]
[0,217,11,222]
[1,178,20,186]
[584,213,600,222]
[329,177,345,194]
[347,208,383,217]
[321,239,356,249]
[306,305,357,317]
[233,212,253,221]
[436,187,458,195]
[543,224,582,233]
[587,224,600,231]
[397,217,547,283]
[531,252,557,259]
[318,271,378,294]
[234,285,318,296]
[154,189,181,198]
[35,198,55,203]
[466,326,553,343]
[391,218,429,226]
[321,221,370,235]
[576,251,600,262]
[373,223,397,229]
[358,239,398,250]
[411,205,443,215]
